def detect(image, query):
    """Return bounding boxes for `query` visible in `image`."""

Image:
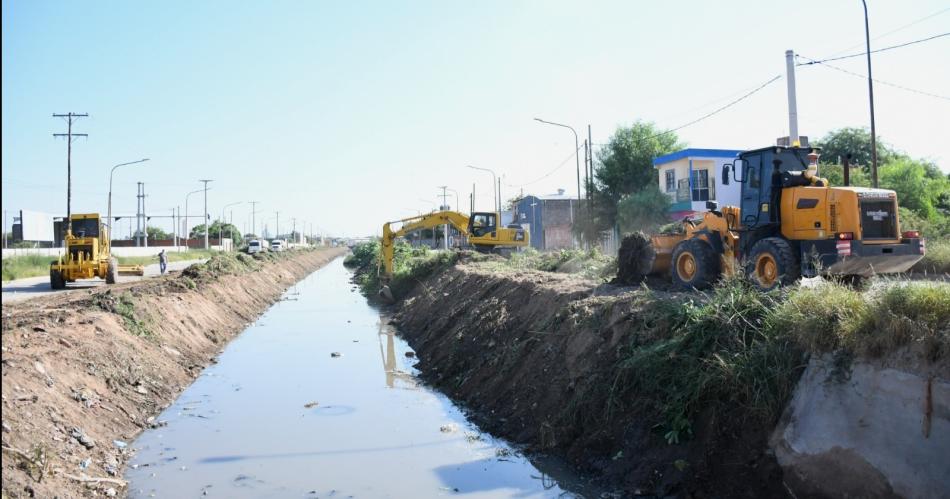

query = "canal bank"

[125,259,594,498]
[1,248,345,499]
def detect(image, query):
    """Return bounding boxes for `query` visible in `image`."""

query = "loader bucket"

[614,231,684,285]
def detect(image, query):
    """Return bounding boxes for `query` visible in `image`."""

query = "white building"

[653,148,742,219]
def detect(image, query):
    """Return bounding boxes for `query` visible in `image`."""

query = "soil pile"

[1,248,345,498]
[392,264,788,498]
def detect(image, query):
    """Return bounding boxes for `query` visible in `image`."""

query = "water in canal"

[125,258,590,498]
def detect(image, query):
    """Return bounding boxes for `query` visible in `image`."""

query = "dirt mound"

[613,232,657,285]
[391,264,788,498]
[1,248,344,498]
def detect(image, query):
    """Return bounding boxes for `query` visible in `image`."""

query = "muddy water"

[126,258,592,498]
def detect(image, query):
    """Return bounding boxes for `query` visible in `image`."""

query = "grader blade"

[117,265,145,276]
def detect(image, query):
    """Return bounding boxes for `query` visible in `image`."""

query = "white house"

[653,148,742,219]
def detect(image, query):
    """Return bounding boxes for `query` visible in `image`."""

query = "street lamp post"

[184,188,204,248]
[861,0,878,188]
[107,158,149,243]
[466,165,498,213]
[534,118,581,249]
[221,201,243,250]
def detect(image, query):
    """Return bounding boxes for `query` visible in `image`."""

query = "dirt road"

[1,260,205,304]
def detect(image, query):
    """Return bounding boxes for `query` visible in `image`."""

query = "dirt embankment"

[1,248,345,499]
[392,264,788,498]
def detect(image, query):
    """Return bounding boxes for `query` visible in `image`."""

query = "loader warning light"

[837,232,854,240]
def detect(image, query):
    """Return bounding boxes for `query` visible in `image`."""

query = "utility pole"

[199,179,213,249]
[439,186,449,249]
[249,201,259,238]
[785,50,800,145]
[861,0,878,188]
[292,217,297,243]
[52,112,88,235]
[588,124,594,214]
[275,211,280,240]
[136,182,145,247]
[173,208,178,247]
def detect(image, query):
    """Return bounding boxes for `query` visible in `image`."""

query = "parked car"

[270,239,285,252]
[248,239,267,254]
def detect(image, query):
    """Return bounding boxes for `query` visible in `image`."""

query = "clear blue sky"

[3,0,948,237]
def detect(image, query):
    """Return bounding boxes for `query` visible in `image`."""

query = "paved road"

[1,259,205,304]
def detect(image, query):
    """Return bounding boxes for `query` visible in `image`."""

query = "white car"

[270,240,285,252]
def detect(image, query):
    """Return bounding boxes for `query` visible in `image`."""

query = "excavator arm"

[381,210,473,278]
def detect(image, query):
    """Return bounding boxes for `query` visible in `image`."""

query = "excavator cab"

[467,212,497,238]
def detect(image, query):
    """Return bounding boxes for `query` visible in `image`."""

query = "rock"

[113,440,128,450]
[105,487,117,497]
[405,351,416,358]
[330,352,342,358]
[135,385,148,395]
[1,420,11,433]
[70,427,96,449]
[32,326,46,332]
[79,458,91,470]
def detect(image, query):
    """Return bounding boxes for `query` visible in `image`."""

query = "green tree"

[814,127,902,173]
[591,121,684,230]
[880,158,950,220]
[616,186,672,233]
[146,226,171,240]
[190,220,243,244]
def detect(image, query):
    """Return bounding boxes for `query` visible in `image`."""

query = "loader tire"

[49,266,66,290]
[106,257,118,284]
[746,237,799,291]
[671,239,719,290]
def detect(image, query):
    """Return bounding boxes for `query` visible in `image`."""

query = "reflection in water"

[378,318,416,389]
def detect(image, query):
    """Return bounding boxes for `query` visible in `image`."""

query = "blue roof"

[652,148,742,166]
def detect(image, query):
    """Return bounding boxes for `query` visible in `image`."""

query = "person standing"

[158,249,168,275]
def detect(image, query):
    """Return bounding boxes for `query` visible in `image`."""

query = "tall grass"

[912,238,950,274]
[2,255,55,281]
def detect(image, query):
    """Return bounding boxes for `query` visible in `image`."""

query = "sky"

[3,0,949,237]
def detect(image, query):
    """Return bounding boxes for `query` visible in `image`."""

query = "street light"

[184,188,205,246]
[534,117,582,249]
[466,165,498,213]
[445,187,460,212]
[107,158,149,243]
[534,117,581,202]
[861,0,878,188]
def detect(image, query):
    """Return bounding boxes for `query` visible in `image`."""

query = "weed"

[1,255,54,281]
[91,291,152,337]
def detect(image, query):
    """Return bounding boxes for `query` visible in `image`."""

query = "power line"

[822,6,950,58]
[797,32,949,66]
[503,144,583,189]
[796,54,950,101]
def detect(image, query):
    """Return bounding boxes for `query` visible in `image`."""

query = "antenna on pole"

[53,112,89,235]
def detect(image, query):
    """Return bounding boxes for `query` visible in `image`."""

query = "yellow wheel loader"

[49,213,145,289]
[379,210,529,279]
[618,146,925,290]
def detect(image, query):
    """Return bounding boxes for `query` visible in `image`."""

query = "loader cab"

[468,212,497,238]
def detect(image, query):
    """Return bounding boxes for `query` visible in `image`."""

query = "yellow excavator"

[49,213,145,289]
[617,146,925,290]
[380,210,528,279]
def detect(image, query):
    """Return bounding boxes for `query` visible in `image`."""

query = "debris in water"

[330,352,342,358]
[304,401,319,409]
[439,424,458,433]
[113,440,128,450]
[405,351,416,358]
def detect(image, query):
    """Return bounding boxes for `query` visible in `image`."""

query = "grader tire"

[671,239,720,290]
[614,232,657,285]
[106,257,118,284]
[49,266,66,290]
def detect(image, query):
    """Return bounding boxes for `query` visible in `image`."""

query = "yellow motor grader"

[49,213,145,289]
[617,146,925,290]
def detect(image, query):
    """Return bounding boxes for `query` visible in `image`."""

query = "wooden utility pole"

[53,112,88,234]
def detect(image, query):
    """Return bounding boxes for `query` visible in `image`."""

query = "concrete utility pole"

[249,201,259,238]
[199,179,213,249]
[439,186,449,250]
[588,124,594,213]
[136,182,146,247]
[785,49,800,145]
[861,0,879,188]
[172,208,178,247]
[53,112,88,235]
[275,211,280,240]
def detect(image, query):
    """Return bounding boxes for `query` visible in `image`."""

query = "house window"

[665,170,676,192]
[691,169,710,201]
